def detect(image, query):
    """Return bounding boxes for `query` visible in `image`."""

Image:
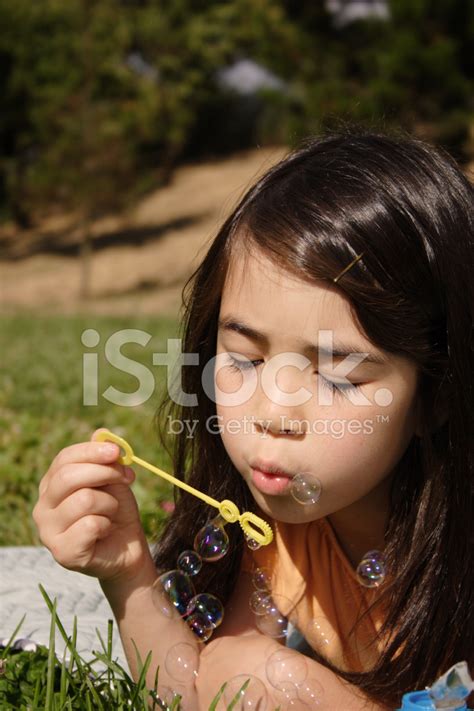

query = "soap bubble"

[177,550,202,576]
[164,642,199,682]
[222,674,269,710]
[252,567,271,592]
[273,682,312,708]
[271,592,299,626]
[151,577,178,618]
[185,611,214,642]
[254,598,288,638]
[154,685,187,709]
[186,593,224,628]
[356,553,386,588]
[155,683,193,711]
[245,534,262,551]
[306,616,335,649]
[249,590,272,615]
[290,473,322,505]
[158,569,195,616]
[296,678,324,706]
[194,522,229,561]
[265,648,308,689]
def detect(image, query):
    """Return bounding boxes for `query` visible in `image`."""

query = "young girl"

[33,126,474,710]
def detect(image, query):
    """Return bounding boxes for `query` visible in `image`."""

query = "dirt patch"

[3,148,470,320]
[0,146,288,318]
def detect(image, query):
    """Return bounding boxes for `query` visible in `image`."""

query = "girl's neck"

[327,473,393,569]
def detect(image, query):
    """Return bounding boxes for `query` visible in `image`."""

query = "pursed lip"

[250,458,295,478]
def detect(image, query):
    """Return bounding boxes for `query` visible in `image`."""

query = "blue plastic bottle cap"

[397,690,468,710]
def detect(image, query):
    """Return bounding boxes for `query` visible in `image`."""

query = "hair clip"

[333,251,365,284]
[95,429,273,546]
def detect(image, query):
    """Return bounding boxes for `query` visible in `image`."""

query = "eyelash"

[225,355,363,397]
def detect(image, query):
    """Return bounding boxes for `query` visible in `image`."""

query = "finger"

[48,515,113,570]
[44,462,132,509]
[58,438,122,468]
[51,488,120,536]
[40,437,123,496]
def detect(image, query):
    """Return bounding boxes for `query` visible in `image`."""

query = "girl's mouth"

[250,467,292,496]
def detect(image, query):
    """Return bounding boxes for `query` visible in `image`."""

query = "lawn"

[0,311,182,547]
[0,312,283,710]
[0,587,263,710]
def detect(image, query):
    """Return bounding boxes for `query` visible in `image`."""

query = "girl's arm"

[100,561,203,707]
[196,570,392,711]
[101,562,390,710]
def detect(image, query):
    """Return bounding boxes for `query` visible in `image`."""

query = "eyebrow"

[217,316,388,365]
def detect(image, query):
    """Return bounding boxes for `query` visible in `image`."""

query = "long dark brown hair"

[152,124,474,708]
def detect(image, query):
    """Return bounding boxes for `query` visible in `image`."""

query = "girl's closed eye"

[225,353,363,397]
[225,354,263,372]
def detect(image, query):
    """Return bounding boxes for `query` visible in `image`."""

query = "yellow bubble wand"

[96,429,273,546]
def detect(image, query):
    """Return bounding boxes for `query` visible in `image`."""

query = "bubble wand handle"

[95,429,273,546]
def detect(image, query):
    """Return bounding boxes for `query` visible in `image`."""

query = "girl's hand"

[33,427,153,584]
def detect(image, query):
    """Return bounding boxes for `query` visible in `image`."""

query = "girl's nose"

[254,416,307,436]
[252,363,312,436]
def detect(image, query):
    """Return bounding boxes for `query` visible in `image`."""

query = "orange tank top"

[242,516,390,672]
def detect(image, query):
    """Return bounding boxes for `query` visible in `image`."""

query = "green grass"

[0,585,276,710]
[0,312,284,709]
[0,310,183,546]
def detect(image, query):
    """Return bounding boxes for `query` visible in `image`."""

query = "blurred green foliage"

[0,0,472,226]
[0,312,180,546]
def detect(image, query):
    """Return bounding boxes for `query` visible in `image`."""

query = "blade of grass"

[129,638,155,708]
[32,675,42,709]
[91,651,135,687]
[59,644,70,706]
[82,674,105,711]
[68,615,78,677]
[107,618,113,691]
[45,597,57,710]
[131,637,145,671]
[226,678,250,711]
[0,613,26,659]
[95,622,117,698]
[152,663,160,710]
[130,646,152,706]
[39,584,86,678]
[208,681,227,711]
[95,627,108,657]
[169,694,183,710]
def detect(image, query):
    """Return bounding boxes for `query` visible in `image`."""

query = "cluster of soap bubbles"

[220,647,324,710]
[155,516,229,641]
[154,642,199,711]
[356,549,387,588]
[247,567,290,639]
[265,648,324,709]
[222,674,269,710]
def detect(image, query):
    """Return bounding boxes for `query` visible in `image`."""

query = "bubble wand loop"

[96,429,273,546]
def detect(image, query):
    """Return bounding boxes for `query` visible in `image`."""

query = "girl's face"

[214,248,420,525]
